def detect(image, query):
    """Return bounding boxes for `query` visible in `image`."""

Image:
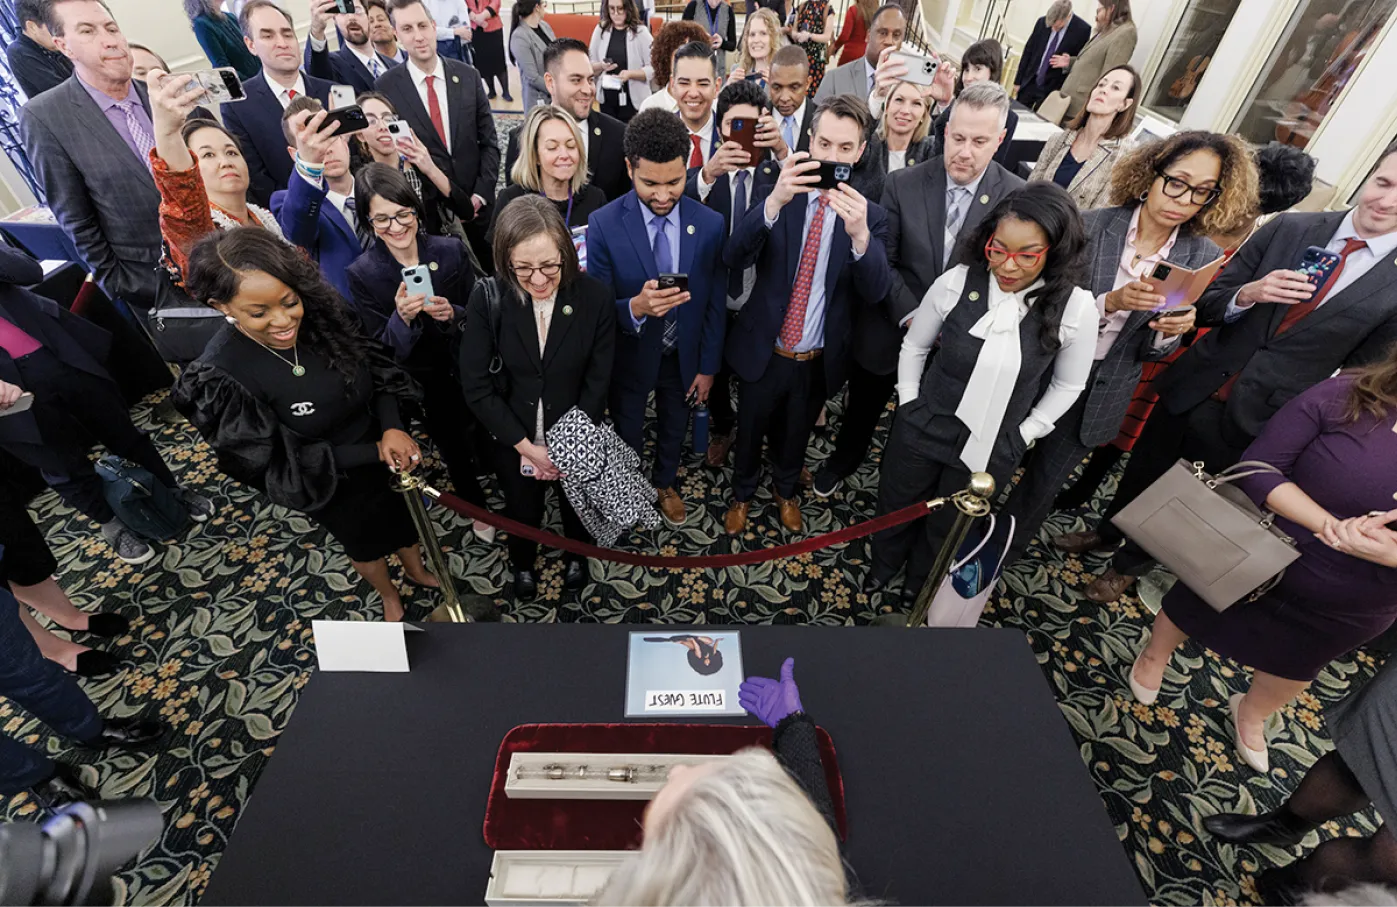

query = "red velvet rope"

[431,491,935,568]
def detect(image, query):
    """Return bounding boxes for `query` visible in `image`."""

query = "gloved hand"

[739,657,804,728]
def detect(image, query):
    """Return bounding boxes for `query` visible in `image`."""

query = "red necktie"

[779,198,828,350]
[287,89,298,100]
[425,75,447,145]
[688,134,703,169]
[1215,237,1368,402]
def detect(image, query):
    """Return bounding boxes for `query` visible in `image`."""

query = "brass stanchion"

[873,472,996,628]
[395,472,469,623]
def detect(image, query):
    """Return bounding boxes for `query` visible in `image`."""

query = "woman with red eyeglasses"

[869,182,1096,606]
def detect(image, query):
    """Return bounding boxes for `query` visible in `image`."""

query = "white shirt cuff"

[310,35,328,51]
[1223,290,1251,323]
[1020,416,1051,443]
[697,170,715,200]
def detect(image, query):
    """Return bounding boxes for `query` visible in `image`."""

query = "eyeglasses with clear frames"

[512,262,563,280]
[368,210,417,229]
[365,113,399,127]
[1155,168,1221,206]
[984,239,1049,268]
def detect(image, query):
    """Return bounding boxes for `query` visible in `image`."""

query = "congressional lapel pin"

[968,291,981,301]
[562,305,573,316]
[979,194,989,205]
[428,262,439,271]
[452,75,460,83]
[594,126,601,135]
[687,225,695,235]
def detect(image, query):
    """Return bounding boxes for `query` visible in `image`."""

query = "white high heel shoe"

[1230,693,1270,773]
[1128,651,1160,706]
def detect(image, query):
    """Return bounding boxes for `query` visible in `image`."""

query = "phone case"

[1146,255,1227,312]
[403,265,435,301]
[892,52,938,86]
[1298,246,1342,289]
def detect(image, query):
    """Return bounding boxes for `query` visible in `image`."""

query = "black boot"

[1203,807,1317,848]
[1254,863,1306,906]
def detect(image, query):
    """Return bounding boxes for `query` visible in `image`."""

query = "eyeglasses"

[984,239,1049,268]
[369,210,417,229]
[511,261,563,280]
[1155,168,1220,206]
[365,113,399,126]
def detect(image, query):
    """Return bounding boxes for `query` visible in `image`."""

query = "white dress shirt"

[409,56,452,152]
[272,73,308,109]
[897,264,1097,470]
[1096,205,1180,360]
[639,87,679,113]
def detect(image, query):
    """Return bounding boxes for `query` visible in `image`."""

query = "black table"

[204,625,1145,906]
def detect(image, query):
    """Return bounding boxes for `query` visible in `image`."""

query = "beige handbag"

[1110,460,1300,612]
[1036,91,1072,126]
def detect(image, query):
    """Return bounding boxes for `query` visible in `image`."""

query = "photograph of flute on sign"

[624,631,745,718]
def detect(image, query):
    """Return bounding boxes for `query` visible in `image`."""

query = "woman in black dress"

[490,106,606,242]
[173,228,434,622]
[457,196,616,602]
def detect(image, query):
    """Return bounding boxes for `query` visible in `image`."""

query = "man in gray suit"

[20,0,213,363]
[813,3,903,105]
[814,80,1023,497]
[1063,142,1397,602]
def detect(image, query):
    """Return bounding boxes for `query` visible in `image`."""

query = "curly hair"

[1255,141,1316,215]
[652,20,709,88]
[624,107,692,168]
[1107,131,1259,236]
[185,228,371,386]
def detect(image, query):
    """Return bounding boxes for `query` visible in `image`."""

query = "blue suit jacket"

[586,192,727,392]
[221,72,334,208]
[722,187,891,392]
[271,175,363,301]
[305,39,399,95]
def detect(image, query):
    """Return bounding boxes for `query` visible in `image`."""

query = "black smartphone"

[333,0,356,13]
[322,104,370,136]
[1154,306,1194,319]
[813,160,853,190]
[657,273,689,294]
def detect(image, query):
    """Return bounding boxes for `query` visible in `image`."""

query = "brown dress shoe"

[1053,529,1112,554]
[706,432,733,467]
[1086,569,1136,603]
[724,500,750,535]
[799,467,814,487]
[774,492,803,532]
[656,487,687,527]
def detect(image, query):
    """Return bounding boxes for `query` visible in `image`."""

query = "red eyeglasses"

[984,239,1050,268]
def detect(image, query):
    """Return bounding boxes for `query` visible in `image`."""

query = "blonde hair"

[510,105,589,194]
[737,8,787,75]
[593,748,849,906]
[876,80,932,145]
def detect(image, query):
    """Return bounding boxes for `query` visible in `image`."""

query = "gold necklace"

[239,327,305,377]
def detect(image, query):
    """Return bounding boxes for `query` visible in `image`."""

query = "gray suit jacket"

[1075,205,1220,447]
[813,57,870,104]
[510,21,556,110]
[20,76,179,311]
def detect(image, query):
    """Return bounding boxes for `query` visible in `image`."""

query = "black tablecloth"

[204,625,1145,906]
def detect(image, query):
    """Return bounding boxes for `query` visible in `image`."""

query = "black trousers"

[2,349,177,526]
[492,442,592,572]
[1099,398,1252,575]
[1016,78,1051,109]
[0,492,57,588]
[825,361,896,480]
[732,355,825,501]
[417,372,487,507]
[612,352,688,489]
[709,312,740,438]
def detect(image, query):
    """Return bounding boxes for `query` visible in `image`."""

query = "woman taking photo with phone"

[174,228,434,622]
[458,196,616,603]
[489,106,606,240]
[345,164,494,543]
[726,8,785,87]
[589,0,653,121]
[869,182,1095,604]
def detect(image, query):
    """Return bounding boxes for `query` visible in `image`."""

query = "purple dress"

[1162,375,1397,681]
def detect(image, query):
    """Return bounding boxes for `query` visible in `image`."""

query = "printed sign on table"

[624,630,745,717]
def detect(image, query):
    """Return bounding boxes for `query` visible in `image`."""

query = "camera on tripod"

[0,799,161,906]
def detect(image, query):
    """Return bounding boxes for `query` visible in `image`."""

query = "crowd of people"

[2,0,1397,898]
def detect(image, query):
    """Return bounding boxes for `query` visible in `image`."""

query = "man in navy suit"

[588,110,727,527]
[306,0,400,95]
[1013,0,1090,108]
[221,0,334,207]
[722,94,890,535]
[272,98,371,300]
[686,78,779,467]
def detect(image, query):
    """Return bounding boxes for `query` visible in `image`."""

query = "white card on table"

[312,620,410,672]
[624,630,745,717]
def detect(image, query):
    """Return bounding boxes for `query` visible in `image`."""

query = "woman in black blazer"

[458,195,617,601]
[855,79,938,203]
[347,164,493,541]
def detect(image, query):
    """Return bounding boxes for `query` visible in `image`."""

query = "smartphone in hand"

[1297,245,1342,289]
[813,160,853,190]
[890,50,939,86]
[402,264,435,300]
[728,116,761,161]
[322,105,371,136]
[161,68,246,104]
[657,273,690,294]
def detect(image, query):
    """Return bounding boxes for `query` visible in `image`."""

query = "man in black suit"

[221,0,334,207]
[375,0,499,270]
[1013,0,1091,109]
[1062,142,1397,603]
[306,0,400,94]
[503,39,627,202]
[5,0,73,99]
[722,95,891,535]
[767,44,815,160]
[814,80,1023,498]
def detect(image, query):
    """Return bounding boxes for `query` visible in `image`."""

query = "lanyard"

[702,0,720,36]
[542,188,575,225]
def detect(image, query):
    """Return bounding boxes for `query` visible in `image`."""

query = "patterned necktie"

[688,134,703,169]
[369,55,383,80]
[343,196,372,251]
[116,99,154,171]
[1037,28,1060,85]
[779,197,828,350]
[727,170,749,298]
[944,187,968,266]
[425,75,447,145]
[782,115,796,153]
[653,218,678,350]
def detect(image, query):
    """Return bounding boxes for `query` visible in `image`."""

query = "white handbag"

[925,515,1016,628]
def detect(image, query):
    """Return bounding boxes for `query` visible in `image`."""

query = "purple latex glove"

[738,657,804,728]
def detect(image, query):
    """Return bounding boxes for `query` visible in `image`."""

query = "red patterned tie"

[688,134,703,169]
[425,75,447,145]
[778,197,828,350]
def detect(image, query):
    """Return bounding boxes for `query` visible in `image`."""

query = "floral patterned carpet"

[0,386,1383,907]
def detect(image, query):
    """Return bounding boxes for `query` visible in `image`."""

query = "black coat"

[221,72,335,207]
[5,34,72,99]
[305,40,399,95]
[503,110,629,203]
[1013,14,1091,103]
[457,273,617,447]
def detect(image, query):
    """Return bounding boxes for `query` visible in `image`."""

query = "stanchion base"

[426,604,464,623]
[871,613,912,627]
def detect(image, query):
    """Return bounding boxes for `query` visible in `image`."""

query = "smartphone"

[161,68,246,104]
[813,160,853,190]
[402,264,435,301]
[1147,257,1226,312]
[386,120,408,138]
[1154,306,1194,319]
[322,104,370,136]
[0,392,34,417]
[727,116,760,162]
[520,444,546,477]
[333,0,356,12]
[1297,245,1342,289]
[890,50,939,86]
[329,84,356,110]
[657,273,689,294]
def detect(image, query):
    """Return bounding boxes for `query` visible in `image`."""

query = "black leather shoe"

[1203,808,1316,848]
[563,559,588,592]
[71,649,123,677]
[1254,864,1306,906]
[84,612,130,638]
[81,717,166,750]
[513,569,538,601]
[31,762,95,808]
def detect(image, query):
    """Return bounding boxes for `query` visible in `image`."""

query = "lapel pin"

[594,126,601,135]
[428,262,439,271]
[451,75,460,83]
[968,291,981,301]
[687,225,695,235]
[562,305,573,316]
[979,194,989,204]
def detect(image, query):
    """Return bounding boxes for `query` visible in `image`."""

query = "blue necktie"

[653,219,677,350]
[369,55,382,80]
[727,170,749,298]
[1037,29,1061,85]
[782,115,796,153]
